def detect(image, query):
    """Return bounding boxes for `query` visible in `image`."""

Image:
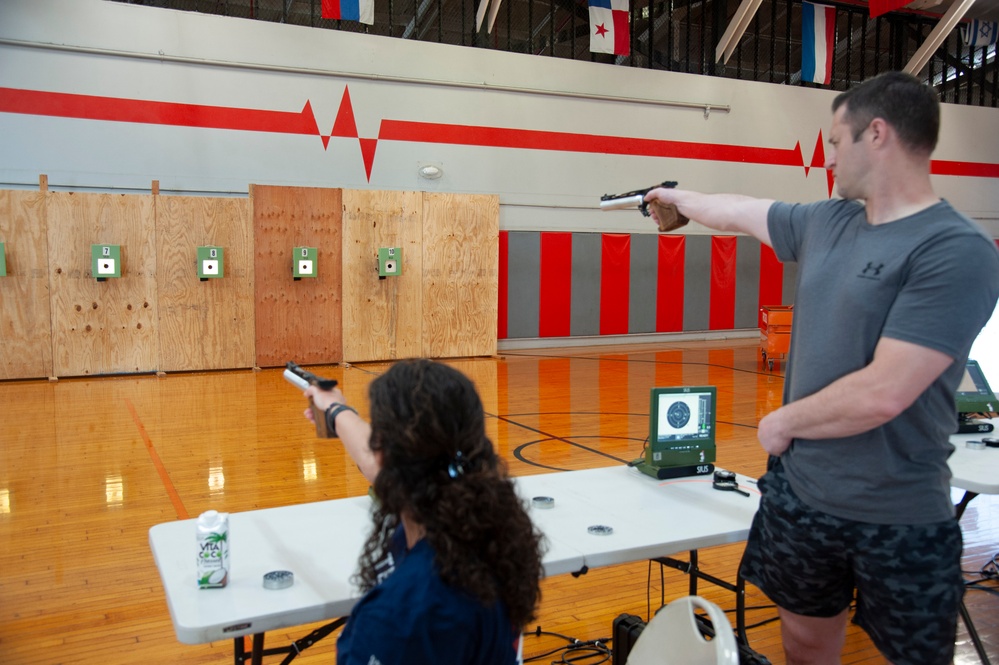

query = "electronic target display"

[654,388,714,443]
[955,359,997,418]
[635,386,717,479]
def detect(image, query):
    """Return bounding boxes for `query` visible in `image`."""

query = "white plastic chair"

[625,596,740,665]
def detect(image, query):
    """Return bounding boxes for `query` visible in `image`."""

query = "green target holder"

[91,244,121,281]
[0,242,6,277]
[293,247,318,280]
[378,247,402,278]
[197,246,224,280]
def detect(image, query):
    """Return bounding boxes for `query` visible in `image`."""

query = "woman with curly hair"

[303,359,545,665]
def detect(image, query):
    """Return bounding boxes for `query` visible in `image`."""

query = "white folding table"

[948,422,999,665]
[150,465,760,664]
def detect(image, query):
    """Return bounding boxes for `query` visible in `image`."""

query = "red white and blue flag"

[588,0,630,56]
[322,0,373,25]
[802,2,835,85]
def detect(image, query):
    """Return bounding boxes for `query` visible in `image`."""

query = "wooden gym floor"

[0,337,996,664]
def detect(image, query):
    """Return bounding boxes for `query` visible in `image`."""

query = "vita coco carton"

[196,510,229,588]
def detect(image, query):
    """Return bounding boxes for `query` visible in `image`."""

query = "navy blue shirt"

[337,528,522,665]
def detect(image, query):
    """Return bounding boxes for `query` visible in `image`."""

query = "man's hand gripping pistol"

[284,361,339,438]
[600,181,690,232]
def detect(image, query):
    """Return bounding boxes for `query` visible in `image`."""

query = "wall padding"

[252,185,343,368]
[0,190,53,380]
[156,196,255,372]
[47,192,159,377]
[341,190,424,363]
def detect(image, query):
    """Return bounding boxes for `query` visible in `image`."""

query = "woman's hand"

[303,385,347,422]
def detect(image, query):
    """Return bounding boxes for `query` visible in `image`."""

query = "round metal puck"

[587,525,614,536]
[966,440,987,451]
[263,570,294,590]
[532,496,555,509]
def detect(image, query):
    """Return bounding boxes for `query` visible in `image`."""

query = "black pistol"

[284,361,338,438]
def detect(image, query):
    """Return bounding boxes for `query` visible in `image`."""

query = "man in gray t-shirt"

[644,72,999,665]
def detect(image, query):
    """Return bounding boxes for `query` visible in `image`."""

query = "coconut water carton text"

[196,510,229,588]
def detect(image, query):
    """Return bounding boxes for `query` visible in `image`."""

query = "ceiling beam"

[475,0,503,33]
[904,0,979,74]
[715,0,765,64]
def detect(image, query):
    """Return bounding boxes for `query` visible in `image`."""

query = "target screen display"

[651,387,715,444]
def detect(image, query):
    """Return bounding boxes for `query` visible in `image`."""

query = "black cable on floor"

[522,626,612,664]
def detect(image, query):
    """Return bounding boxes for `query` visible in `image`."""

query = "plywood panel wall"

[156,196,255,372]
[47,192,159,376]
[422,193,499,358]
[0,190,53,380]
[341,190,423,363]
[252,185,342,368]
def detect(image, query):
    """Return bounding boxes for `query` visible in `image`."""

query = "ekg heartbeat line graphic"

[2,85,997,192]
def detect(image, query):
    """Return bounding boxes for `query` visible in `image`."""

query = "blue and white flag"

[962,19,998,47]
[802,2,836,85]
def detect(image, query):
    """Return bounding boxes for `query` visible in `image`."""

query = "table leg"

[735,573,748,645]
[959,601,992,665]
[954,490,991,665]
[251,633,265,665]
[649,552,753,653]
[232,634,265,665]
[233,636,245,665]
[688,549,699,597]
[955,490,979,521]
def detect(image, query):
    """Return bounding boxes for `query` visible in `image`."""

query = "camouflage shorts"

[739,460,964,665]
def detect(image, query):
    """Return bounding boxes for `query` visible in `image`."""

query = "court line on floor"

[490,411,633,470]
[126,398,190,520]
[494,410,760,471]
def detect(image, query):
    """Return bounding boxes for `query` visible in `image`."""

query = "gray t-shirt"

[768,198,999,524]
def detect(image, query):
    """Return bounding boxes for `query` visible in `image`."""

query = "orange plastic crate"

[760,330,791,356]
[760,305,793,330]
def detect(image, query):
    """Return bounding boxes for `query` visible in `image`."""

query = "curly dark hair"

[353,359,545,629]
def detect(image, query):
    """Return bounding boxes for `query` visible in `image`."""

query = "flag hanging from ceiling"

[588,0,630,56]
[868,0,910,18]
[802,2,836,85]
[322,0,374,25]
[961,19,999,46]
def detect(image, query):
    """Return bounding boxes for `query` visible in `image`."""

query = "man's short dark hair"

[831,71,940,155]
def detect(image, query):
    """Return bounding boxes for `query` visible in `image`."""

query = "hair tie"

[447,451,468,479]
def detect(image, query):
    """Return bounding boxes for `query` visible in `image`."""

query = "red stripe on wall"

[710,236,738,330]
[379,119,804,167]
[931,160,999,178]
[498,231,509,340]
[600,234,631,335]
[539,232,572,337]
[8,86,999,182]
[656,235,685,332]
[0,87,320,135]
[758,244,783,329]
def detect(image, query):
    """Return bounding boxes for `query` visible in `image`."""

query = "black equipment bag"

[612,614,646,665]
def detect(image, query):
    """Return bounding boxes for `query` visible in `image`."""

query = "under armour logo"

[861,262,884,276]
